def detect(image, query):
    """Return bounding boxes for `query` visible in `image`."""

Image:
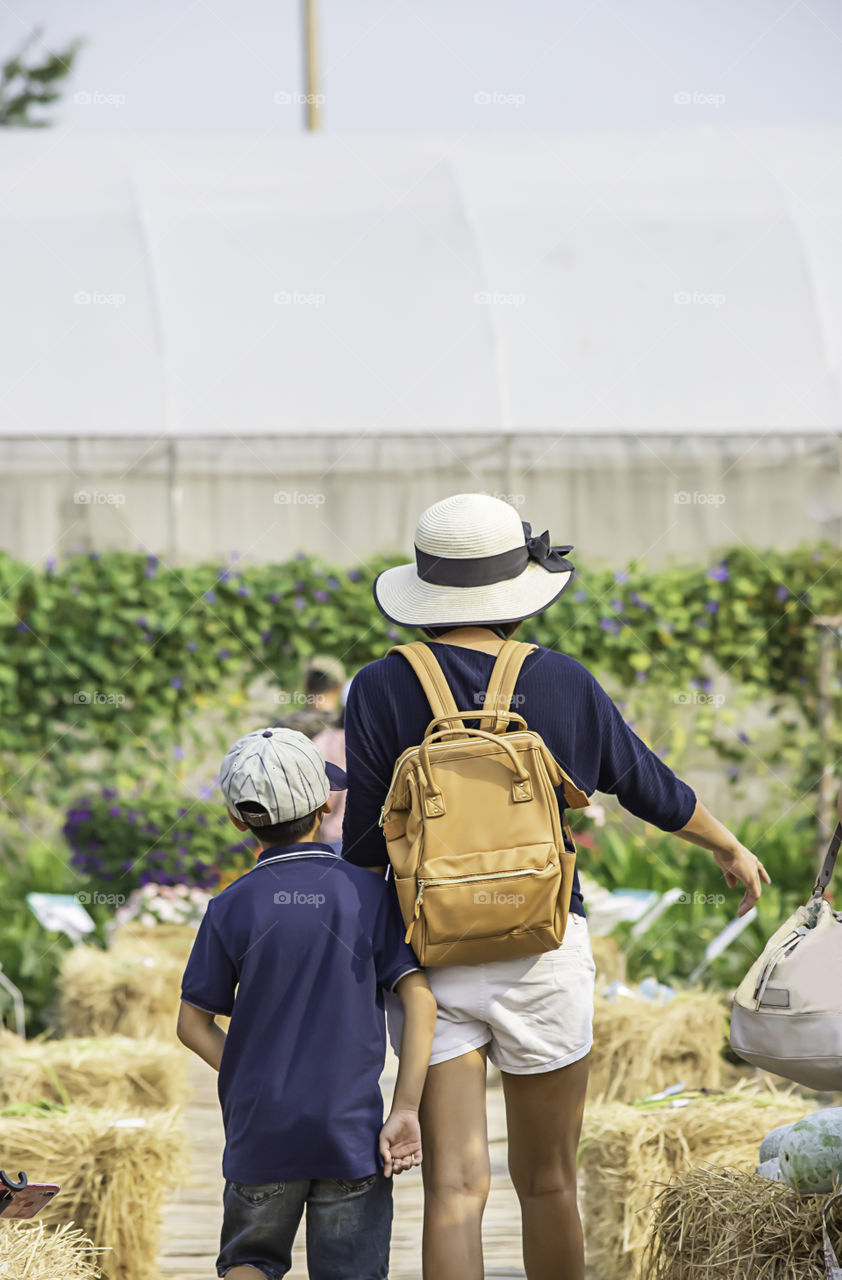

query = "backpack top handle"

[477,640,539,733]
[810,785,842,900]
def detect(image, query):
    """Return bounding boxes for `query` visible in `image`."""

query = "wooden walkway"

[158,1049,527,1280]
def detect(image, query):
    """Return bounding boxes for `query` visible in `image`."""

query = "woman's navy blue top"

[341,643,697,916]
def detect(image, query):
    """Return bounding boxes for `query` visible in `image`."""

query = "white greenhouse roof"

[1,128,841,438]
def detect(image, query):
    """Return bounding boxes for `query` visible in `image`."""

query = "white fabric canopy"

[1,128,841,438]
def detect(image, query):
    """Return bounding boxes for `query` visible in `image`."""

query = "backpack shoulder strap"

[478,640,538,733]
[386,643,460,721]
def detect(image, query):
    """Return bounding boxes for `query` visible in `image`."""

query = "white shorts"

[385,911,596,1075]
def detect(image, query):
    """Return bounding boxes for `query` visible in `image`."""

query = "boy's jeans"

[217,1171,393,1280]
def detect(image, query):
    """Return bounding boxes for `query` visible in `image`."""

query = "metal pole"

[302,0,322,131]
[812,615,842,868]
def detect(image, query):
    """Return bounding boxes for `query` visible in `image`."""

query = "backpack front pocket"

[410,862,562,946]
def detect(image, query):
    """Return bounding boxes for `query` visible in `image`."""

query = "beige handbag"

[378,639,593,966]
[730,788,842,1091]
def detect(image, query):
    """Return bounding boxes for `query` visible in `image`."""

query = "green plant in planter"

[63,786,255,898]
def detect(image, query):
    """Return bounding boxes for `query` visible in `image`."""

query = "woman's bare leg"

[501,1053,590,1280]
[419,1046,491,1280]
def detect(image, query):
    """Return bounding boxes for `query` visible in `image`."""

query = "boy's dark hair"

[305,668,343,696]
[420,620,523,641]
[235,801,318,847]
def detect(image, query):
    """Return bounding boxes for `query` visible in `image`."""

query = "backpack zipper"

[404,866,545,944]
[752,927,807,1009]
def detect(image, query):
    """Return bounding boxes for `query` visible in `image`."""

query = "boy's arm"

[177,1000,227,1071]
[379,970,437,1176]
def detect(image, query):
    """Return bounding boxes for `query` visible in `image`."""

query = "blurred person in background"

[311,676,353,856]
[274,654,345,739]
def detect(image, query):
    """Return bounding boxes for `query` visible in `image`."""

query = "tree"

[0,27,83,128]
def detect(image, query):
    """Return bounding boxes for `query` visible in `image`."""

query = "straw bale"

[643,1165,842,1279]
[0,1103,186,1280]
[0,1221,102,1280]
[579,1084,808,1280]
[589,990,729,1104]
[58,944,185,1041]
[109,922,197,964]
[0,1031,188,1110]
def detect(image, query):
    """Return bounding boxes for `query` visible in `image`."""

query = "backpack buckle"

[424,792,446,817]
[512,777,533,803]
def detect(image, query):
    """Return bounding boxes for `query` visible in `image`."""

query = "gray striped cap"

[219,726,347,827]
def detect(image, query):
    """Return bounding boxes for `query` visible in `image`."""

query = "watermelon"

[778,1108,842,1194]
[759,1122,795,1163]
[755,1157,782,1181]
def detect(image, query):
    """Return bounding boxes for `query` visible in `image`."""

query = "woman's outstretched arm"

[672,796,771,916]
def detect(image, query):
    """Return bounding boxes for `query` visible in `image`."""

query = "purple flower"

[314,589,329,603]
[88,551,100,561]
[170,676,183,690]
[177,845,188,856]
[16,620,29,633]
[102,787,118,799]
[327,576,340,590]
[136,616,147,628]
[295,551,307,562]
[238,585,250,596]
[173,744,185,760]
[45,555,57,573]
[610,598,623,611]
[737,731,752,744]
[347,569,362,583]
[122,859,134,871]
[706,600,719,614]
[260,630,272,643]
[218,570,232,582]
[702,677,713,692]
[600,618,620,634]
[293,597,307,611]
[708,564,729,582]
[197,814,208,825]
[108,806,121,817]
[386,627,400,640]
[185,640,198,652]
[573,590,587,602]
[204,591,217,604]
[177,808,187,818]
[634,670,648,682]
[799,591,811,604]
[89,839,103,851]
[218,647,230,660]
[812,549,822,562]
[268,592,281,604]
[775,585,789,601]
[726,765,740,779]
[614,571,630,584]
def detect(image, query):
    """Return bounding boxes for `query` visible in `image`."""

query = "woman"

[341,493,770,1280]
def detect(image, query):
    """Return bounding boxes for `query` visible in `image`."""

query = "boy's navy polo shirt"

[341,643,697,916]
[180,841,421,1184]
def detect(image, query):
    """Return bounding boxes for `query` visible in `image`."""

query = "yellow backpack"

[379,639,593,966]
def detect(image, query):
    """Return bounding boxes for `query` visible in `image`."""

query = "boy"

[177,727,437,1280]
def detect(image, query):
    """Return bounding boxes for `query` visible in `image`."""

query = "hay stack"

[109,921,197,964]
[579,1086,808,1280]
[0,1031,188,1110]
[589,991,728,1103]
[644,1166,842,1279]
[0,1103,186,1280]
[589,933,624,987]
[0,1221,102,1280]
[58,943,185,1041]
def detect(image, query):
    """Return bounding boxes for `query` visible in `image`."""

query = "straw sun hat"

[373,493,576,628]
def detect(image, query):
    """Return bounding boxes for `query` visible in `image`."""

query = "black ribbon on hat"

[415,521,575,588]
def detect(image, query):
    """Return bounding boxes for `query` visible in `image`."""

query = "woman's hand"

[713,841,772,917]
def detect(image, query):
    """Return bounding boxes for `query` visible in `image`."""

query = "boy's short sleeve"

[180,902,238,1016]
[372,885,423,993]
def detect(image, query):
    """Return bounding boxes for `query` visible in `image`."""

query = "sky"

[8,0,842,134]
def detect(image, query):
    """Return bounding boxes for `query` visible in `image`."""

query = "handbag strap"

[822,1189,842,1279]
[811,788,842,899]
[386,643,460,721]
[478,640,539,733]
